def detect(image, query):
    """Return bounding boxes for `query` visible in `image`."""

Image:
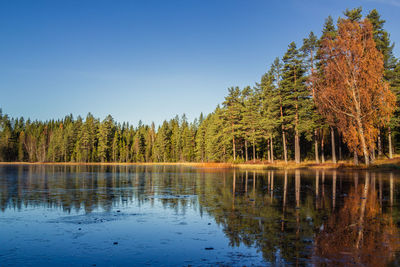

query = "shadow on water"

[0,164,400,265]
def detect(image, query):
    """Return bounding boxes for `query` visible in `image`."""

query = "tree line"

[0,8,399,165]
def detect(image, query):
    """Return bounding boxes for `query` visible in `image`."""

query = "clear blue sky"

[1,0,399,126]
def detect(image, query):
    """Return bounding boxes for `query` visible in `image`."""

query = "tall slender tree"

[222,87,242,161]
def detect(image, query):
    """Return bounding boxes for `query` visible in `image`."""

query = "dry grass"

[0,156,399,171]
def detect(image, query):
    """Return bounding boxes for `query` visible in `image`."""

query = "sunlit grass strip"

[0,156,398,170]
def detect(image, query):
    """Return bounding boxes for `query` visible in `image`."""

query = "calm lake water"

[0,165,400,266]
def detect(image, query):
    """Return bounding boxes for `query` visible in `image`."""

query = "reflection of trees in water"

[0,165,399,265]
[0,165,198,213]
[198,169,400,265]
[314,172,400,266]
[198,169,318,264]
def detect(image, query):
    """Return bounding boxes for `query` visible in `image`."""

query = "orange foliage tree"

[314,19,395,165]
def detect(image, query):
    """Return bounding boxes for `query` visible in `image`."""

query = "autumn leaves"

[314,19,395,165]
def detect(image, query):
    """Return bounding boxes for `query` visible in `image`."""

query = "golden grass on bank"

[0,156,399,171]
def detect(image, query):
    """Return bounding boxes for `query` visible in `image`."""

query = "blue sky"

[1,0,399,126]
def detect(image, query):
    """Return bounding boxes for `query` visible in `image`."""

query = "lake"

[0,164,399,266]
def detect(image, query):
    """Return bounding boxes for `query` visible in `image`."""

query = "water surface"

[1,165,400,266]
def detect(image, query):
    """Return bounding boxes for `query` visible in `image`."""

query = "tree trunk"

[295,129,300,164]
[330,127,336,163]
[245,139,248,162]
[314,129,319,163]
[354,149,359,165]
[378,130,382,157]
[388,127,393,159]
[356,116,369,166]
[279,90,287,164]
[270,136,274,163]
[267,139,271,163]
[371,149,375,163]
[294,92,300,164]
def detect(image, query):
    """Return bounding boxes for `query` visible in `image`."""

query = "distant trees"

[98,115,114,162]
[0,8,398,165]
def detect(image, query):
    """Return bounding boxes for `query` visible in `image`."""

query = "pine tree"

[317,16,338,162]
[18,131,25,161]
[259,66,280,162]
[302,31,322,163]
[222,87,243,161]
[75,113,98,162]
[112,129,120,162]
[205,108,230,162]
[366,9,397,158]
[98,115,114,162]
[242,87,262,162]
[195,117,207,162]
[343,7,362,22]
[181,114,194,161]
[389,61,400,156]
[281,42,310,163]
[170,116,181,162]
[153,121,171,162]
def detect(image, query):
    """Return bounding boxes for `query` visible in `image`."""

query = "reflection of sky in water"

[1,199,265,266]
[0,165,400,266]
[0,165,265,266]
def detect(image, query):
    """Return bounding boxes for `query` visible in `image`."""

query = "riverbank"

[0,156,399,171]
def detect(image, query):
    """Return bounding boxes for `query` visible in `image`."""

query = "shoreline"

[0,157,399,171]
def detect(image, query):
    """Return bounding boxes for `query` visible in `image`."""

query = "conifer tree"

[366,9,397,157]
[205,108,230,162]
[281,42,310,163]
[389,61,400,157]
[317,16,338,162]
[18,131,25,161]
[343,7,363,22]
[266,58,286,162]
[242,87,262,162]
[195,117,207,162]
[222,87,242,161]
[302,31,322,163]
[259,66,279,162]
[112,129,120,162]
[98,115,114,162]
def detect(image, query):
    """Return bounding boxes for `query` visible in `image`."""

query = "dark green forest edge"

[1,8,400,167]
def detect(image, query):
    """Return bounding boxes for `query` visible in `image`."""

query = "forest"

[0,8,399,165]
